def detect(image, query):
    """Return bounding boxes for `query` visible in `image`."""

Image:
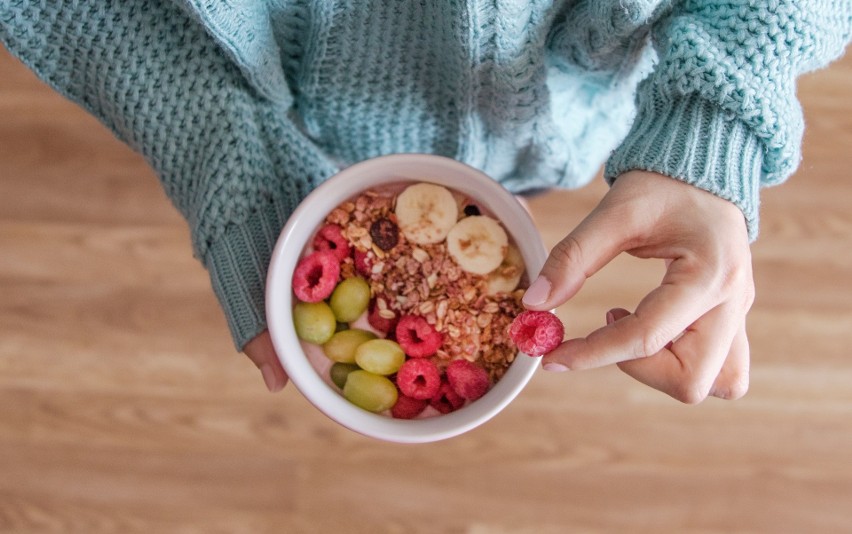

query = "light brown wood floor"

[2,44,851,533]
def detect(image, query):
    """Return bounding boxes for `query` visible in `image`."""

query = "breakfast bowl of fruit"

[266,154,551,443]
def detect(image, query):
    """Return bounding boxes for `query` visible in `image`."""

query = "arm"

[606,0,852,239]
[2,1,338,355]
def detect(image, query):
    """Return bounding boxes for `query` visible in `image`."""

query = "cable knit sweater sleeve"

[605,1,852,240]
[1,1,338,349]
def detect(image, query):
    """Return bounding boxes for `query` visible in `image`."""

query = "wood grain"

[1,44,851,533]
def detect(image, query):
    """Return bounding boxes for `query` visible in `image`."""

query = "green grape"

[354,339,405,375]
[329,276,371,323]
[293,301,337,344]
[343,370,398,413]
[329,362,360,389]
[322,329,377,363]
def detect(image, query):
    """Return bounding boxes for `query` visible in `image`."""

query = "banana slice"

[395,183,458,245]
[485,243,524,295]
[446,215,508,275]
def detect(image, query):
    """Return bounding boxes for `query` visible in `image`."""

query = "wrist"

[606,93,763,242]
[204,199,289,350]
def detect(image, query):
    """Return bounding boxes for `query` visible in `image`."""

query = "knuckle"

[671,380,712,405]
[638,327,670,359]
[667,364,714,405]
[718,256,755,304]
[741,281,756,311]
[551,234,584,271]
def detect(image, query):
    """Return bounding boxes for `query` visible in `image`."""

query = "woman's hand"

[243,330,288,392]
[523,170,754,403]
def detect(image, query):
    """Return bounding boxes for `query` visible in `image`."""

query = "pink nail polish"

[543,362,569,372]
[523,276,551,306]
[606,311,615,325]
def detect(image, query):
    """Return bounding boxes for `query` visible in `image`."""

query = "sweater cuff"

[204,199,291,350]
[605,93,764,241]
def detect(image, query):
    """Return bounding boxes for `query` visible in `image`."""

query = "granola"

[326,185,525,382]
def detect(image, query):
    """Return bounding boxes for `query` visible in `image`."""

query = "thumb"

[522,206,629,311]
[243,330,289,392]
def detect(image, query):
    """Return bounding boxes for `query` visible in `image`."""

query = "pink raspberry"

[508,310,564,356]
[396,358,441,400]
[313,224,351,262]
[430,379,465,414]
[446,359,490,401]
[391,392,428,419]
[292,250,340,303]
[395,315,443,358]
[353,248,373,277]
[367,296,398,334]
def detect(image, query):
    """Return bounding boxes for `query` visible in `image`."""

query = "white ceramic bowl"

[266,154,546,443]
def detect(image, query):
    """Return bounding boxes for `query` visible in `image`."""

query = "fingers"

[709,325,750,400]
[542,299,751,404]
[541,261,716,371]
[243,330,289,392]
[615,302,739,404]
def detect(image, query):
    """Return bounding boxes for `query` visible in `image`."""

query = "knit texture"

[605,1,852,240]
[3,0,850,349]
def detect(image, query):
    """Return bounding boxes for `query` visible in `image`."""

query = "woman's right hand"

[243,330,288,392]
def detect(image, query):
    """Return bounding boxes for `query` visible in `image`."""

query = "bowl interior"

[266,154,547,443]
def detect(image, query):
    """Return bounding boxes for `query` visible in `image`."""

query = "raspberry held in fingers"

[509,310,564,356]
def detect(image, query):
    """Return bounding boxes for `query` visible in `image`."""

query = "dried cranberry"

[370,217,399,251]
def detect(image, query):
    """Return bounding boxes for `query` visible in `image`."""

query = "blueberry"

[463,204,481,217]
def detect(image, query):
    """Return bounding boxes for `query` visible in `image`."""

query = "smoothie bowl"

[266,154,547,443]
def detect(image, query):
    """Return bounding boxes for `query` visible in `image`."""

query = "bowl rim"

[266,153,547,443]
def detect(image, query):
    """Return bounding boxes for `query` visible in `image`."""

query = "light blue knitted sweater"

[2,1,850,349]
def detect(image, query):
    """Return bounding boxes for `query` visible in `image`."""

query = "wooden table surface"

[1,44,851,533]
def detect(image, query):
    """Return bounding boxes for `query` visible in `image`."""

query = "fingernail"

[606,311,615,325]
[543,362,569,372]
[260,363,282,392]
[523,276,551,306]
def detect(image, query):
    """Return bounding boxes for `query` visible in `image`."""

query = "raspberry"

[430,379,465,414]
[367,297,398,334]
[391,392,428,419]
[292,250,340,303]
[353,248,373,277]
[508,310,564,356]
[395,315,443,358]
[446,359,490,401]
[313,224,351,262]
[395,358,441,400]
[369,217,399,251]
